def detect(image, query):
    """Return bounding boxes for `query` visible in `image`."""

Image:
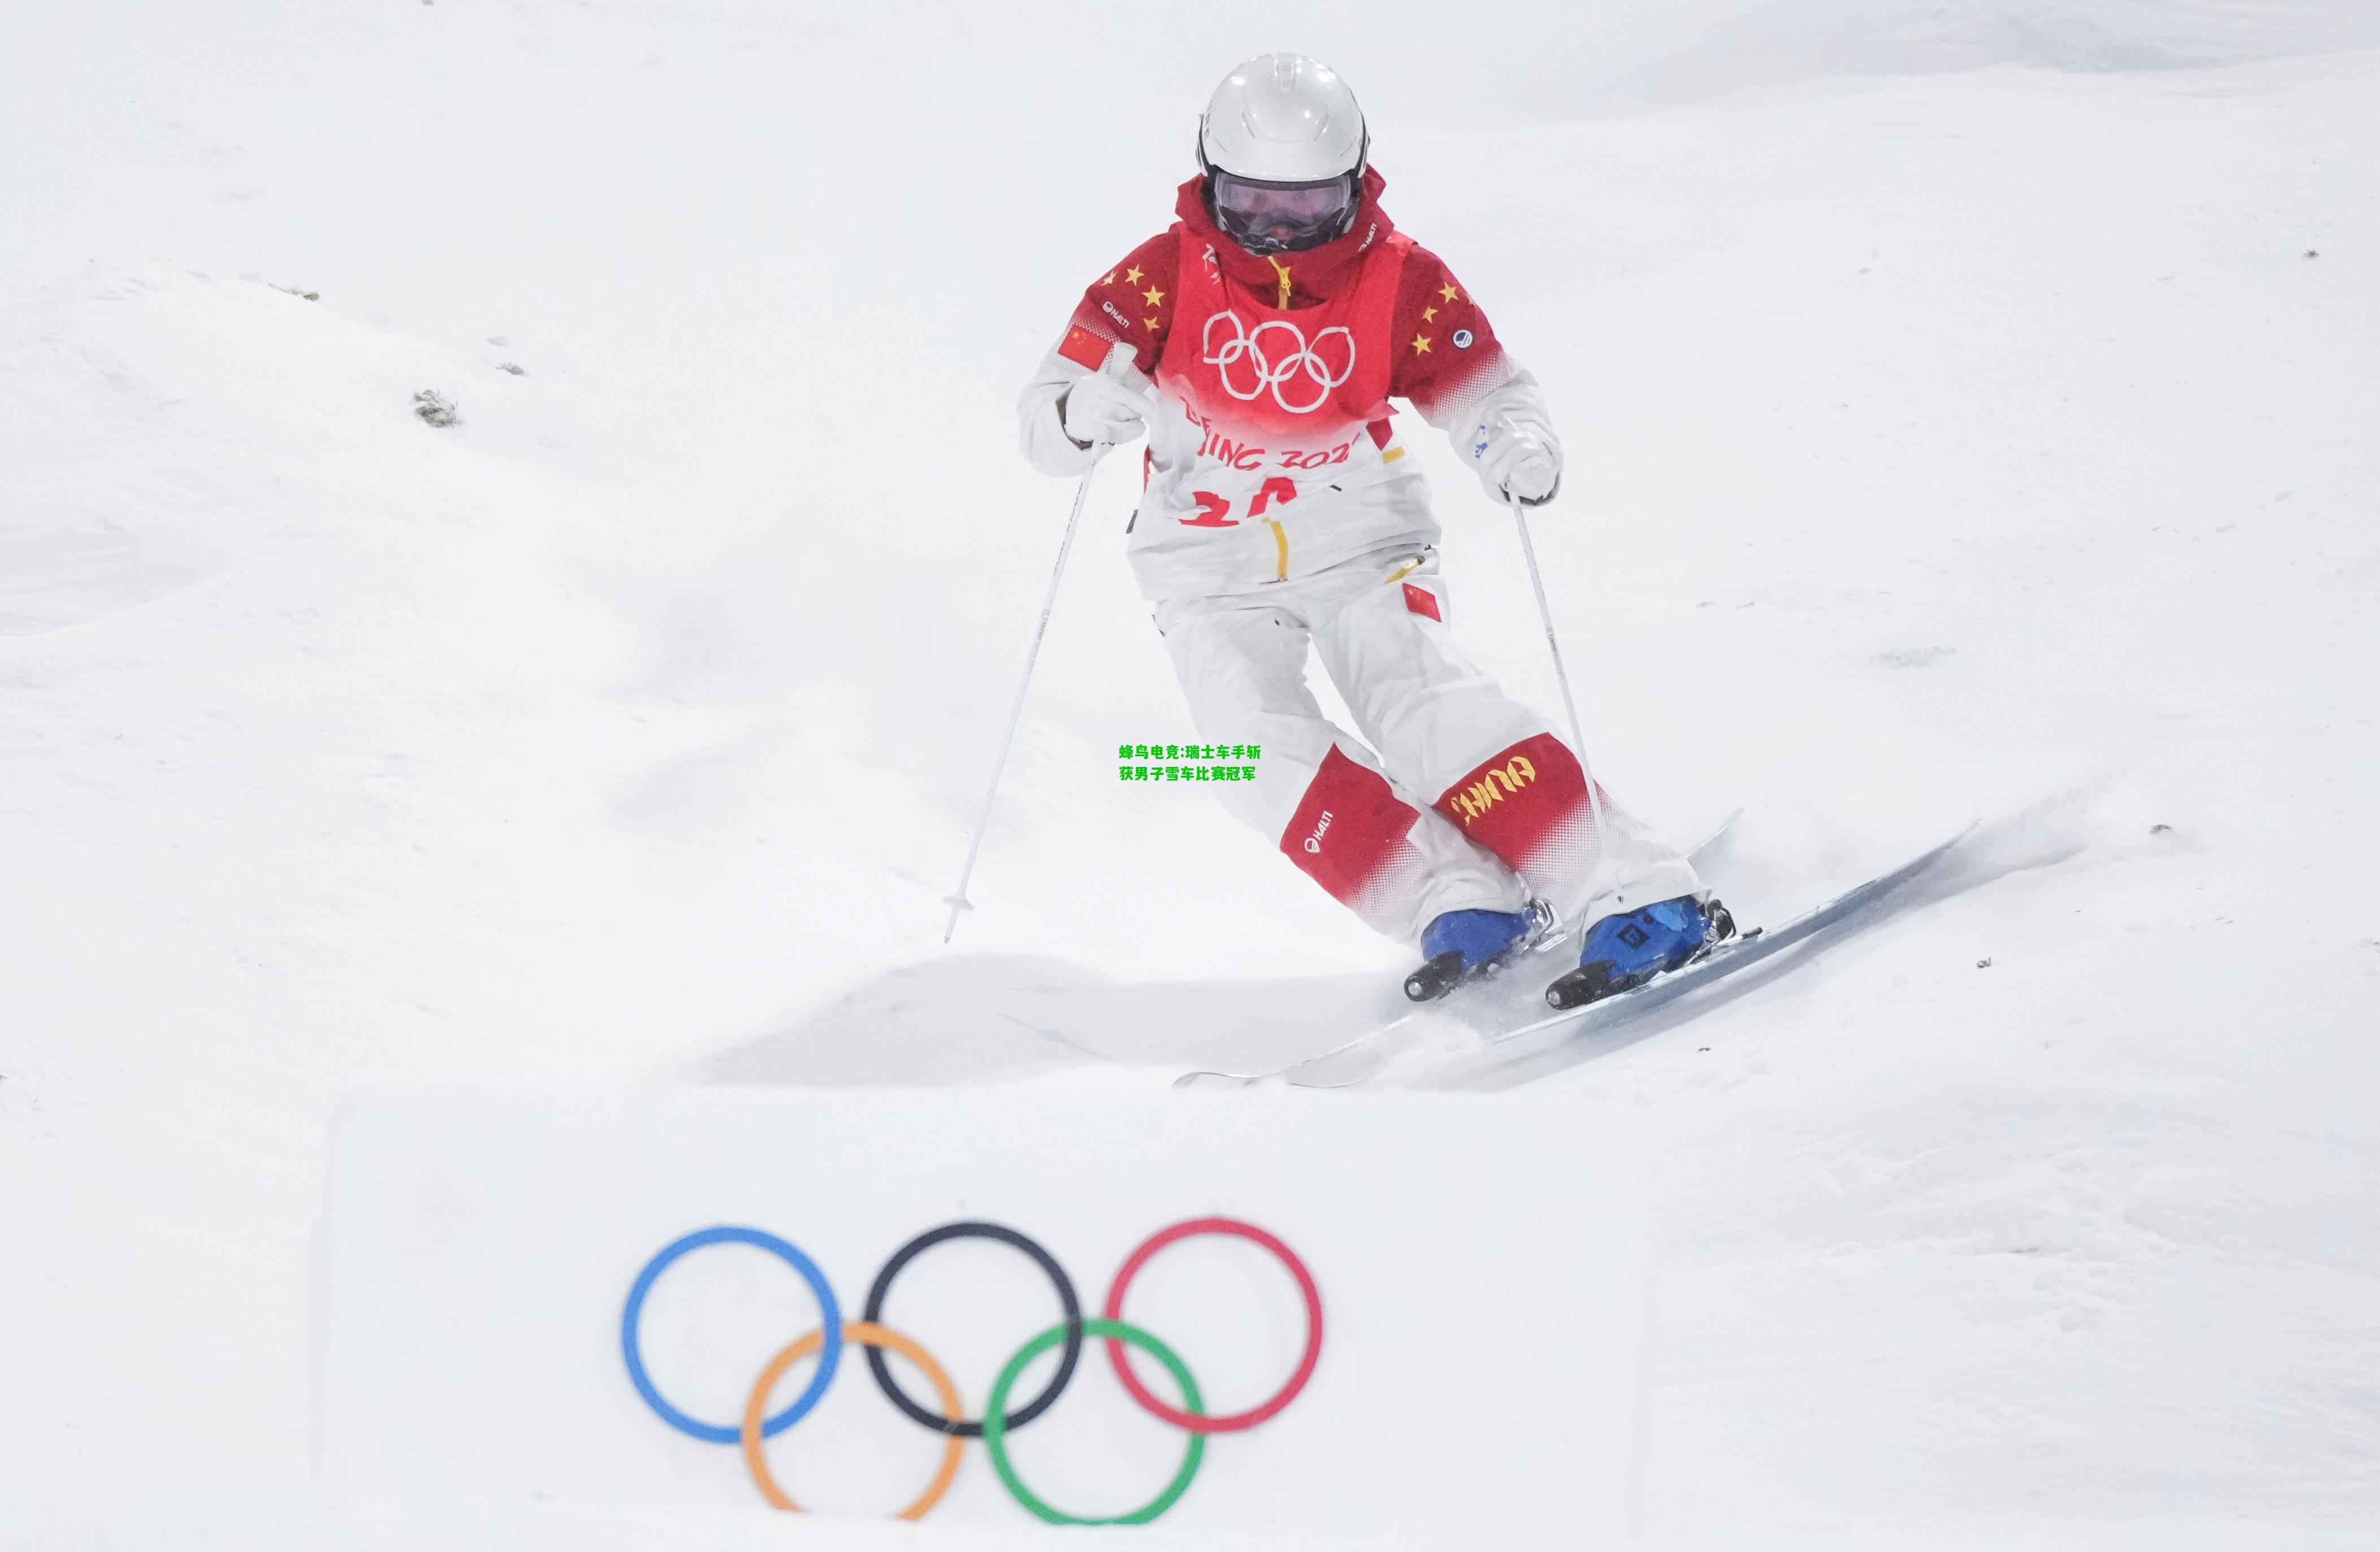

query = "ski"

[1170,808,1745,1086]
[1173,823,1974,1091]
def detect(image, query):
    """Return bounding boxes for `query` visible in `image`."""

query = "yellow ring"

[739,1320,967,1520]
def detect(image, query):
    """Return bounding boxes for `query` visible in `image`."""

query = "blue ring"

[621,1226,843,1443]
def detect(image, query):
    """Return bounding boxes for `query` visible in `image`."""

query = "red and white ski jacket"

[1019,169,1558,602]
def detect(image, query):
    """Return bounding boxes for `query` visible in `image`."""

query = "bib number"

[1179,478,1298,530]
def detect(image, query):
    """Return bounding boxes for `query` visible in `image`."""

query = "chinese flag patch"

[1058,325,1111,371]
[1402,583,1442,622]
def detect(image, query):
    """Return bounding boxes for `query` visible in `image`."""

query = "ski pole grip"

[1097,339,1158,418]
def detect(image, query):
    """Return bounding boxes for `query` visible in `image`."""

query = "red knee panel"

[1281,745,1420,907]
[1433,732,1600,869]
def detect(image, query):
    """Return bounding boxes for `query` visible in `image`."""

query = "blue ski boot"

[1546,895,1735,1010]
[1405,901,1553,1002]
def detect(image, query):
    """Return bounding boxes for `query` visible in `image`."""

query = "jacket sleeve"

[1016,231,1179,478]
[1390,245,1561,478]
[1017,347,1104,478]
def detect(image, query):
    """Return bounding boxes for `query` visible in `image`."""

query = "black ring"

[861,1221,1082,1438]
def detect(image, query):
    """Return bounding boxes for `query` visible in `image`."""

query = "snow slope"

[2,1,2377,1545]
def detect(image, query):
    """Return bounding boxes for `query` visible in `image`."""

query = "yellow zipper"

[1256,259,1296,578]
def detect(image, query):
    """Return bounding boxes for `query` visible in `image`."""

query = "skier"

[1017,53,1726,1008]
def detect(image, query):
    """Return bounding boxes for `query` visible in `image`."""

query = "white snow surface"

[3,2,2377,1546]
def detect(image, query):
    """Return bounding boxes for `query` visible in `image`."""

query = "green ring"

[981,1317,1205,1525]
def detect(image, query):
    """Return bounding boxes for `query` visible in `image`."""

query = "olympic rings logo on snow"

[1201,310,1356,415]
[620,1216,1323,1526]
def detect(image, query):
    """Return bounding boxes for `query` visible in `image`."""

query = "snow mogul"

[1018,53,1726,1008]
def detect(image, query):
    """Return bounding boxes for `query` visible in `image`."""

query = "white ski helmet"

[1198,53,1369,254]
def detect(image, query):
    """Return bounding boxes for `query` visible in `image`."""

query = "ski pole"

[942,445,1107,943]
[1505,483,1608,873]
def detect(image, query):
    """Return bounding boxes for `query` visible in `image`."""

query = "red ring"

[1101,1217,1322,1434]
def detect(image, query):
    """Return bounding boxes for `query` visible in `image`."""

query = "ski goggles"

[1207,168,1361,254]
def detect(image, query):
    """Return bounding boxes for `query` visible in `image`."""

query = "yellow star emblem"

[1125,266,1145,285]
[1438,282,1460,303]
[1422,305,1438,323]
[1145,315,1161,331]
[1103,272,1117,287]
[1411,334,1433,354]
[1143,286,1164,307]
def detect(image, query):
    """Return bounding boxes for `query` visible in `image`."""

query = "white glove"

[1467,410,1563,506]
[1059,369,1152,449]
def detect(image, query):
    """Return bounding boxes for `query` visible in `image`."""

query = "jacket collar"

[1174,166,1395,306]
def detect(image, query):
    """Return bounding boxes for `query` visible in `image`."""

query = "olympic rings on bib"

[1104,1216,1324,1434]
[1201,309,1356,414]
[860,1221,1081,1438]
[621,1216,1322,1524]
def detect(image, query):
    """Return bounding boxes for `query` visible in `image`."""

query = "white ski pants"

[1154,545,1700,946]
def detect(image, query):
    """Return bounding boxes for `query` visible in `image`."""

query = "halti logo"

[1303,810,1335,853]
